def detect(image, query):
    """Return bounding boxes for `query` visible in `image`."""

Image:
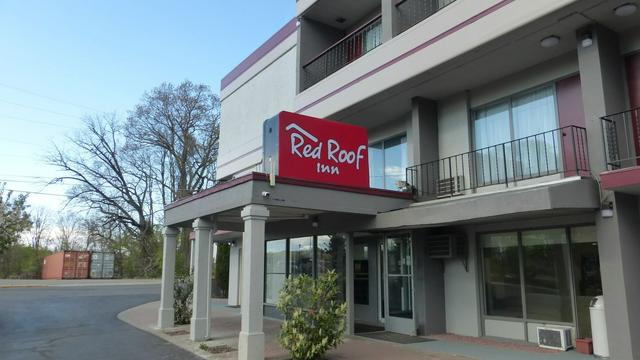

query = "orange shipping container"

[42,251,91,280]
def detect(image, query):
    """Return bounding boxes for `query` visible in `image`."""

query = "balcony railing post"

[502,143,508,187]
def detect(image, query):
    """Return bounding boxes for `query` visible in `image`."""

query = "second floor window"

[473,86,560,183]
[369,135,407,190]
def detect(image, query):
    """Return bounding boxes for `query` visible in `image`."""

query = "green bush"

[174,273,193,325]
[277,270,347,360]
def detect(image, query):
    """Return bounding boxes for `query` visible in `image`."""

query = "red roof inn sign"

[263,111,370,188]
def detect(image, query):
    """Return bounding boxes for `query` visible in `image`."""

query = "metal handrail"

[601,107,640,169]
[301,15,383,90]
[406,126,590,199]
[302,14,382,69]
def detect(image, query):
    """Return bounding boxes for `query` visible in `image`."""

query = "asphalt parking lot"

[0,283,202,360]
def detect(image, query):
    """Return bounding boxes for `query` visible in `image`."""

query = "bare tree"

[126,80,220,202]
[56,212,82,251]
[49,114,158,275]
[29,207,50,251]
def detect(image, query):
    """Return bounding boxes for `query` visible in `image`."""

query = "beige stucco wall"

[295,0,580,119]
[217,35,298,179]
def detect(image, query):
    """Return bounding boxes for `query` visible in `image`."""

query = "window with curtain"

[265,239,287,304]
[369,135,408,190]
[473,86,560,184]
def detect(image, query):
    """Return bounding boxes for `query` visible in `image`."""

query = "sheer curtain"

[512,87,559,177]
[474,102,511,184]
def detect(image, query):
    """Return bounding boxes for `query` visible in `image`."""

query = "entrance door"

[383,234,416,335]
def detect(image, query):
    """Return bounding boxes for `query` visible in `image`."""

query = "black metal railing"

[396,0,457,34]
[406,126,590,199]
[302,15,382,91]
[601,108,640,170]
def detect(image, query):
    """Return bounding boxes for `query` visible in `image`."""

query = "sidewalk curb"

[117,302,214,360]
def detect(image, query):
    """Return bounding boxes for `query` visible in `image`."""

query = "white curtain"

[474,102,511,184]
[512,86,559,177]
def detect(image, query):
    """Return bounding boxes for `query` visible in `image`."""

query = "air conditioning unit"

[537,327,573,351]
[426,234,466,259]
[436,176,464,198]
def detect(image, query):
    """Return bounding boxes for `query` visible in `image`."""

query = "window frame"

[471,83,561,152]
[263,234,347,306]
[369,133,408,190]
[478,224,594,333]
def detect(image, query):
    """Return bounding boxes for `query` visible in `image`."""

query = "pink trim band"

[296,0,515,113]
[221,18,298,91]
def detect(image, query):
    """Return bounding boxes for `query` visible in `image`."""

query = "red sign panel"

[277,111,369,188]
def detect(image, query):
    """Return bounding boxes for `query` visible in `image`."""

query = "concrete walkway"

[119,299,593,360]
[0,278,161,288]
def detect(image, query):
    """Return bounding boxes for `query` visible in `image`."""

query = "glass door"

[383,234,416,335]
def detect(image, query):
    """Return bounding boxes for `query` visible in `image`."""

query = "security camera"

[262,191,271,198]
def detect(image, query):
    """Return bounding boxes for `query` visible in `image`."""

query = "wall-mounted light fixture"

[601,201,614,218]
[311,216,319,228]
[581,32,594,48]
[540,35,560,48]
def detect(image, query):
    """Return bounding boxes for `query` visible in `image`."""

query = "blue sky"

[0,0,294,211]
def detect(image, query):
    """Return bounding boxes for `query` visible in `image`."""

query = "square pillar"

[238,205,269,360]
[576,24,627,174]
[382,0,401,41]
[344,233,355,335]
[596,193,640,360]
[190,218,214,341]
[228,239,242,307]
[158,226,179,329]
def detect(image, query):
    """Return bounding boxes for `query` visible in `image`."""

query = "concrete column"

[344,233,355,335]
[409,97,438,167]
[596,193,640,360]
[238,205,269,360]
[158,226,179,329]
[576,25,627,174]
[190,218,214,341]
[381,0,399,42]
[227,239,242,307]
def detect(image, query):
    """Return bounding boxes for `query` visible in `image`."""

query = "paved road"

[0,284,202,360]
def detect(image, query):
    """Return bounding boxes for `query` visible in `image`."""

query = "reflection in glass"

[383,136,407,190]
[369,135,407,190]
[265,239,286,304]
[317,234,347,300]
[388,276,413,318]
[387,235,412,319]
[289,237,313,277]
[571,226,602,338]
[354,243,369,305]
[369,143,384,189]
[522,228,573,323]
[482,232,523,318]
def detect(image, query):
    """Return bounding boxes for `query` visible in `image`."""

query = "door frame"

[382,232,417,335]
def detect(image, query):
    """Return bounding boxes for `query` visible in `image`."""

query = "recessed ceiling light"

[614,3,638,16]
[540,35,560,48]
[335,17,346,24]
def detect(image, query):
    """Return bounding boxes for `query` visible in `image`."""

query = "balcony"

[396,0,457,34]
[600,108,640,194]
[301,15,382,91]
[406,126,590,200]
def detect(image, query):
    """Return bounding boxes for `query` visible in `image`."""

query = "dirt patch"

[164,329,189,336]
[199,344,235,354]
